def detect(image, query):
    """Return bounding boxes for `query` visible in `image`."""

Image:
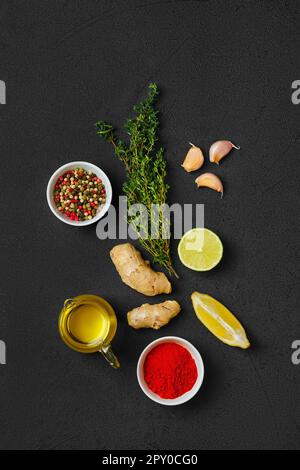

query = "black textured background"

[0,0,300,450]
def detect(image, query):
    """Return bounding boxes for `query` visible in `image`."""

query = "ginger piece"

[110,243,171,296]
[127,300,181,330]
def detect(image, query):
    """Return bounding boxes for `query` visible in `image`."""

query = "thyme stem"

[95,83,178,277]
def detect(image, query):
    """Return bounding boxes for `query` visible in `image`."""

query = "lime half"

[178,228,223,271]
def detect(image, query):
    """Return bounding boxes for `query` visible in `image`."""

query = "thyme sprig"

[95,83,178,277]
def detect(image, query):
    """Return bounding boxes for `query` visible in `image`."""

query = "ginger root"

[127,300,181,330]
[110,243,172,296]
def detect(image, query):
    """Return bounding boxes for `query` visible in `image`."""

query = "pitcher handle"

[99,344,120,369]
[63,298,76,311]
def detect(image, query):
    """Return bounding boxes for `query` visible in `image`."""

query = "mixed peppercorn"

[53,168,106,222]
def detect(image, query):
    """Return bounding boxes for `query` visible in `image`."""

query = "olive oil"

[67,303,109,344]
[58,295,118,354]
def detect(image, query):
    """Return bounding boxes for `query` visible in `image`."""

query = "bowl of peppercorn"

[47,161,112,226]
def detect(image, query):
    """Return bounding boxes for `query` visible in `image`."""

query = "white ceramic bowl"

[46,161,112,226]
[137,336,205,406]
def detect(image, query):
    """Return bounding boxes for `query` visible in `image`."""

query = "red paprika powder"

[144,342,198,399]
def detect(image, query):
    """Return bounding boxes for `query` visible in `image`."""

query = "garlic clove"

[195,173,224,198]
[209,140,240,165]
[182,143,205,172]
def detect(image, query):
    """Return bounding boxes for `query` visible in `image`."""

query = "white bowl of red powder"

[137,336,204,406]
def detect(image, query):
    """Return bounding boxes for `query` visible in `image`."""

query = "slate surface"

[0,0,300,450]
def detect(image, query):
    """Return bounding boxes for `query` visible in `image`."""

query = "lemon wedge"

[191,292,250,349]
[178,228,223,272]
